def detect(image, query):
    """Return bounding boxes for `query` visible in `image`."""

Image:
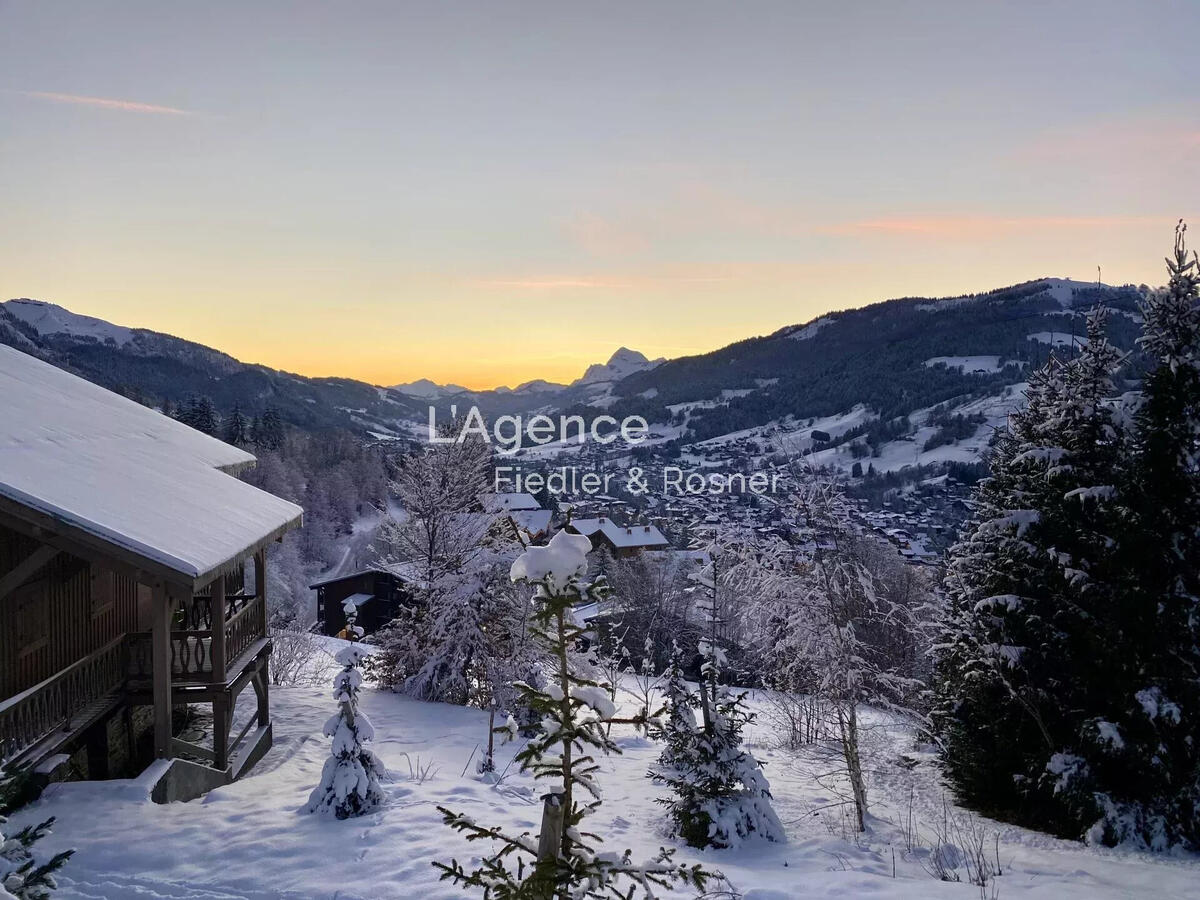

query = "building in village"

[565,517,670,557]
[0,345,303,801]
[312,568,413,638]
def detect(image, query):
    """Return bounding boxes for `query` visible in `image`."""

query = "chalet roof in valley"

[509,508,552,538]
[480,492,541,512]
[0,344,303,587]
[568,517,669,549]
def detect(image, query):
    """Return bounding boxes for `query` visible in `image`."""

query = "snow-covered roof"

[599,521,669,549]
[568,517,669,549]
[509,508,552,537]
[0,344,303,587]
[309,562,419,589]
[344,592,375,607]
[565,517,606,537]
[480,492,542,512]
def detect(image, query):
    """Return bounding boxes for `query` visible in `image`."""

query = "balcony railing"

[1,592,267,767]
[128,593,266,686]
[0,634,127,765]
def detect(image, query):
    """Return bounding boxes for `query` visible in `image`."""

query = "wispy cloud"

[819,215,1164,238]
[15,91,193,115]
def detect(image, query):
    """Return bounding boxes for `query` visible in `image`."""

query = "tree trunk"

[839,699,867,832]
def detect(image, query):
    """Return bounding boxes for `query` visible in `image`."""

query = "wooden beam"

[0,544,59,602]
[254,547,267,637]
[0,495,194,590]
[152,585,174,759]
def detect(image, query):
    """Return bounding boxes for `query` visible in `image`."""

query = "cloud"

[16,91,193,115]
[819,215,1164,238]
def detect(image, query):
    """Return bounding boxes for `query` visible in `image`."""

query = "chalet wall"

[0,524,139,698]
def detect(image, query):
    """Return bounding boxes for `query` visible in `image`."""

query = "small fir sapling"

[435,530,716,898]
[305,598,387,819]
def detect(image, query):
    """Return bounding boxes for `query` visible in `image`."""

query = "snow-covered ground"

[13,679,1199,899]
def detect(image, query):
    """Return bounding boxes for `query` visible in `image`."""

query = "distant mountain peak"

[572,347,665,387]
[389,377,471,399]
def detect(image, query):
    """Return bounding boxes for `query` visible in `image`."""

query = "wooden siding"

[1,525,139,699]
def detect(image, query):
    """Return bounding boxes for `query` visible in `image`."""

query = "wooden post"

[213,694,229,771]
[152,584,173,759]
[211,575,226,683]
[254,663,270,728]
[254,548,267,639]
[536,792,564,862]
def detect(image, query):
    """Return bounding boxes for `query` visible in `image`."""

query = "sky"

[1,1,1197,390]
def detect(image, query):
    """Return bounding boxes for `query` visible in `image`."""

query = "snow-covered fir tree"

[650,556,783,849]
[223,402,249,446]
[306,598,387,819]
[654,641,695,747]
[1073,220,1200,849]
[932,351,1100,830]
[934,225,1200,848]
[1,767,72,900]
[435,530,715,898]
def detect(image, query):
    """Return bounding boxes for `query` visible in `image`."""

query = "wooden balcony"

[0,591,269,771]
[126,592,267,688]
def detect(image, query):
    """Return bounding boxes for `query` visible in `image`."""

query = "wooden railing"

[180,593,254,631]
[225,593,265,672]
[127,630,213,682]
[0,635,127,765]
[128,593,266,685]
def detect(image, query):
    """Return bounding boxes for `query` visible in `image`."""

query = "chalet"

[0,345,303,801]
[480,492,541,513]
[565,517,670,558]
[508,508,552,542]
[311,568,413,638]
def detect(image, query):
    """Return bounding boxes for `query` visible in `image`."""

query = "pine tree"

[435,531,714,898]
[1077,221,1200,849]
[306,598,387,819]
[932,357,1087,828]
[223,403,249,446]
[255,407,284,451]
[655,641,695,746]
[193,396,220,436]
[1,767,73,900]
[650,569,782,849]
[932,227,1200,847]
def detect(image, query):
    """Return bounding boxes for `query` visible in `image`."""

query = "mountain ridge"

[0,277,1147,455]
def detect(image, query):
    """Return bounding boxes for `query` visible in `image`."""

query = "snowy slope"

[17,680,1199,899]
[1,298,135,345]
